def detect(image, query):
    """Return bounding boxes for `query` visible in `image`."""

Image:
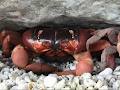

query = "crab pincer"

[11,45,60,73]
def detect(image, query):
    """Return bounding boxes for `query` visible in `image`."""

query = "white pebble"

[109,78,116,87]
[112,80,120,90]
[87,86,95,90]
[83,79,96,88]
[94,80,104,89]
[70,82,76,89]
[0,62,5,68]
[62,86,71,90]
[24,76,31,83]
[48,74,58,77]
[0,83,9,90]
[98,68,113,77]
[10,86,18,90]
[113,66,120,75]
[73,77,80,85]
[99,85,108,90]
[76,85,85,90]
[105,74,113,81]
[54,79,65,89]
[80,73,92,80]
[15,77,22,84]
[44,75,57,88]
[17,83,28,90]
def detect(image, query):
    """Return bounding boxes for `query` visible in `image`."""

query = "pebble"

[24,76,31,83]
[83,79,96,88]
[94,80,104,89]
[98,68,113,77]
[80,73,92,80]
[99,85,108,90]
[44,75,57,88]
[87,86,95,90]
[54,79,65,89]
[113,66,120,75]
[76,85,85,90]
[112,80,120,90]
[0,58,120,90]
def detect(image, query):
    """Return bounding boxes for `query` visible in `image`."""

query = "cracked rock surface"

[0,0,120,30]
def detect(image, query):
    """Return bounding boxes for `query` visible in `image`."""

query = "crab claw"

[11,45,59,73]
[73,51,94,76]
[11,45,29,68]
[101,46,117,70]
[86,27,119,50]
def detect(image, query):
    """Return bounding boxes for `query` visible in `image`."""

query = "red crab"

[0,27,119,76]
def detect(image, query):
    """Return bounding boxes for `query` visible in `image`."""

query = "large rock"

[0,0,120,30]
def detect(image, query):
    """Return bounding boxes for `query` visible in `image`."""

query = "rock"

[0,83,9,90]
[0,0,120,30]
[83,79,96,88]
[105,74,113,81]
[113,66,120,75]
[24,76,31,83]
[44,75,57,88]
[0,62,6,68]
[17,83,28,90]
[54,79,65,89]
[76,85,85,90]
[94,80,104,89]
[99,85,109,90]
[87,86,95,90]
[62,86,71,90]
[98,68,113,78]
[73,76,80,85]
[70,82,76,89]
[112,80,120,90]
[10,86,18,90]
[80,73,92,80]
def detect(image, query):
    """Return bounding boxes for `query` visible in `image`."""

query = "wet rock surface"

[0,0,120,30]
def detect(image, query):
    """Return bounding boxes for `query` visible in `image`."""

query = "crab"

[0,27,119,76]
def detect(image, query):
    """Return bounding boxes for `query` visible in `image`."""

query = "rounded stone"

[44,75,57,88]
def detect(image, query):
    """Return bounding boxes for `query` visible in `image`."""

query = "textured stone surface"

[0,0,120,30]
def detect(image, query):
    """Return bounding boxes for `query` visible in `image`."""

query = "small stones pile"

[0,61,120,90]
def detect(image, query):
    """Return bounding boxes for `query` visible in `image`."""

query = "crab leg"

[55,52,93,76]
[0,30,21,57]
[2,36,11,57]
[86,27,119,50]
[117,32,120,56]
[11,45,59,73]
[101,46,117,70]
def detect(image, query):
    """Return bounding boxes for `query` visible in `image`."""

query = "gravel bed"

[0,51,120,90]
